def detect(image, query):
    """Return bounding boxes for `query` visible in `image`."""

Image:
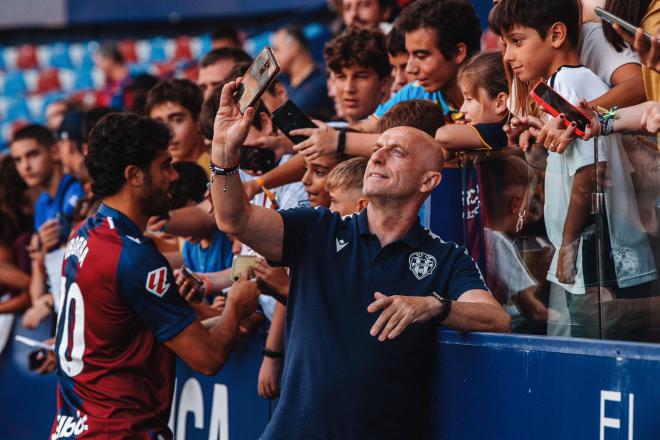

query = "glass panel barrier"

[458,138,659,342]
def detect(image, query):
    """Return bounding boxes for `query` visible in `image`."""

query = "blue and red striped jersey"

[51,203,196,440]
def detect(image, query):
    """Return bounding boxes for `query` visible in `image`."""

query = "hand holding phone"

[271,100,318,144]
[530,81,593,137]
[233,47,280,114]
[232,255,257,282]
[179,266,206,303]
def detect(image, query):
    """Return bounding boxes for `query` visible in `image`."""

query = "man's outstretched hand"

[212,78,256,162]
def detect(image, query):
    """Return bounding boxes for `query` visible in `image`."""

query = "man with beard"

[50,113,260,440]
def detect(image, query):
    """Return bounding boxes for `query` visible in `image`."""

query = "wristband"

[336,128,346,160]
[262,348,284,359]
[210,158,240,176]
[210,158,240,191]
[430,291,452,324]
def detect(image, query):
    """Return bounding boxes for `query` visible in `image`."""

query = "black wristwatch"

[430,292,452,324]
[262,348,284,359]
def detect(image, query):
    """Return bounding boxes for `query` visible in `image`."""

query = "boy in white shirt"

[491,0,656,338]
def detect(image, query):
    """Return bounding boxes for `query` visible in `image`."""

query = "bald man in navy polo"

[210,80,511,439]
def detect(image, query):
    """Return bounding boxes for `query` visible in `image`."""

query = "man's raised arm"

[210,80,284,262]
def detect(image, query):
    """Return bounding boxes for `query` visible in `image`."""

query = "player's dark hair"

[395,0,482,60]
[86,113,170,198]
[489,0,581,49]
[324,26,391,79]
[199,47,252,69]
[386,27,407,57]
[84,107,117,143]
[376,100,445,136]
[602,0,652,52]
[146,78,204,121]
[11,124,56,149]
[199,84,270,141]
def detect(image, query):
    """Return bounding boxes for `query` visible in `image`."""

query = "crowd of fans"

[1,0,660,426]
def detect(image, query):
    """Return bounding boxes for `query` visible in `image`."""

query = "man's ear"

[124,164,144,188]
[420,170,442,194]
[453,42,468,66]
[356,196,369,213]
[495,91,509,116]
[549,22,569,48]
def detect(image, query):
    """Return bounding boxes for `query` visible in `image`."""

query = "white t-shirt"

[544,66,656,293]
[580,22,639,87]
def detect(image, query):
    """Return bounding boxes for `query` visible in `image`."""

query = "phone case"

[271,100,318,144]
[530,81,591,137]
[231,256,257,281]
[234,47,280,114]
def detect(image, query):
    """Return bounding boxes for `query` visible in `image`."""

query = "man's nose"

[405,57,418,76]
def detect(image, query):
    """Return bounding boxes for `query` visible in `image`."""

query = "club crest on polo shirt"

[146,267,170,297]
[409,252,437,280]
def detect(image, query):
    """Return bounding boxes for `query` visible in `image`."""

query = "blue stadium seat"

[6,98,31,122]
[0,46,5,70]
[73,66,95,90]
[49,42,73,69]
[149,37,167,63]
[3,71,27,97]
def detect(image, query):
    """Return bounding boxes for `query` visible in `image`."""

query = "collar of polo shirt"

[356,208,428,248]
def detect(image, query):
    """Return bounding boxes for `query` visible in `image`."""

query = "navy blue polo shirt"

[34,174,84,243]
[262,207,488,440]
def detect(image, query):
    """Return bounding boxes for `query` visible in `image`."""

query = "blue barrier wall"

[3,316,660,439]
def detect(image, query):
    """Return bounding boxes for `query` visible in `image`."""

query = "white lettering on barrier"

[208,384,229,440]
[177,378,205,440]
[169,378,229,440]
[600,390,635,440]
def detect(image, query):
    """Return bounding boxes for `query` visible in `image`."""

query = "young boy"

[491,0,656,338]
[10,124,85,308]
[147,78,210,173]
[326,157,369,216]
[324,26,393,124]
[386,28,410,97]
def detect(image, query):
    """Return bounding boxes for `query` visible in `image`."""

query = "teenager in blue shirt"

[210,79,510,439]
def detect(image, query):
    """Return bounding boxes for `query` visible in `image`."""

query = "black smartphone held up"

[530,81,592,137]
[595,7,653,42]
[271,100,318,145]
[233,46,280,114]
[239,147,277,174]
[28,348,48,370]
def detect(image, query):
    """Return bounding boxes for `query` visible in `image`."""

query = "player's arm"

[164,277,259,376]
[210,80,284,263]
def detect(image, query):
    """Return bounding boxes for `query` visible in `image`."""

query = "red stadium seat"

[173,36,193,61]
[153,60,177,77]
[36,69,62,94]
[16,44,39,70]
[180,65,199,82]
[119,40,138,64]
